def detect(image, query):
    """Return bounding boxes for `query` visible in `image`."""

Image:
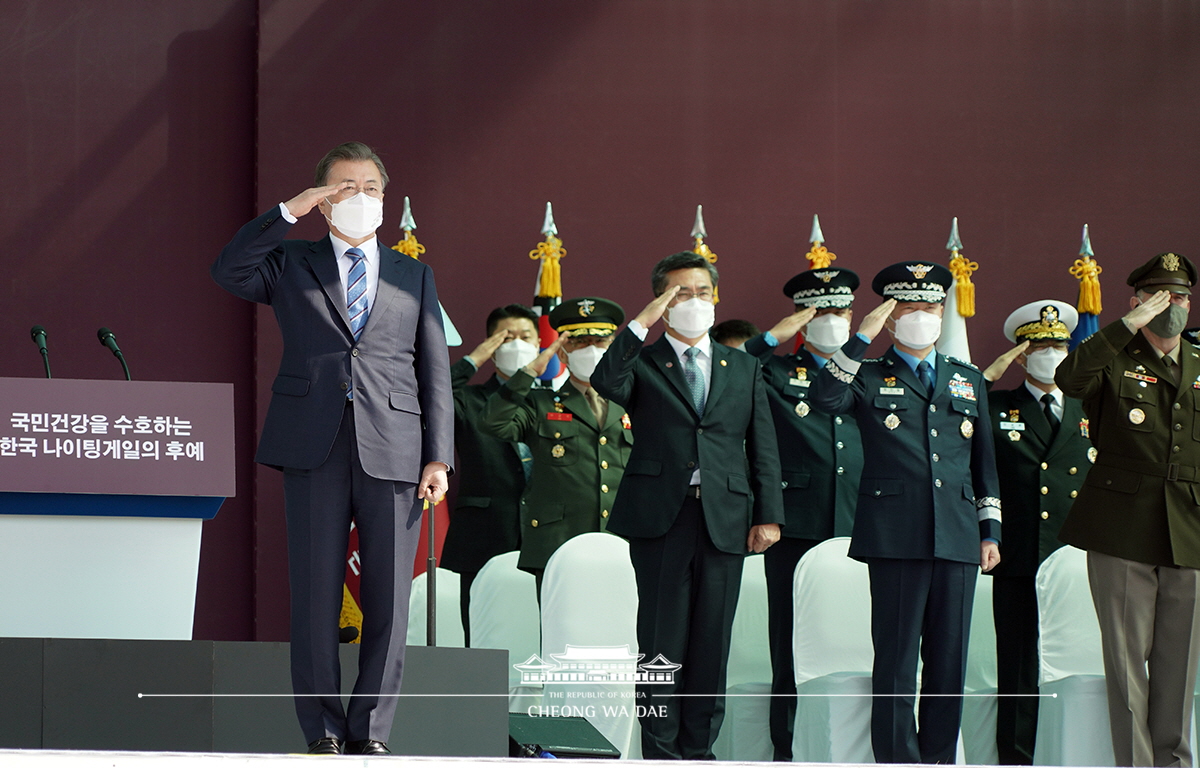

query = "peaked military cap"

[1127,252,1197,295]
[548,297,625,336]
[1003,300,1078,343]
[871,261,953,303]
[783,268,860,309]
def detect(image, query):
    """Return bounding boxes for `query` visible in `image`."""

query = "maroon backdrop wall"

[3,0,1198,641]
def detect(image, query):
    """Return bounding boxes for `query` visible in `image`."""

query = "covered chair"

[469,551,542,712]
[711,554,772,761]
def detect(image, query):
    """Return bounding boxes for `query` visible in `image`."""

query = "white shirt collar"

[329,233,379,263]
[665,331,712,360]
[1024,380,1062,406]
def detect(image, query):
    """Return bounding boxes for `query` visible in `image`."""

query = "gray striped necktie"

[683,347,706,416]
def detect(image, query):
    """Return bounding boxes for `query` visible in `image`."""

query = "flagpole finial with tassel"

[946,217,977,317]
[392,196,426,259]
[530,202,565,299]
[690,205,719,302]
[805,214,836,268]
[1070,223,1103,315]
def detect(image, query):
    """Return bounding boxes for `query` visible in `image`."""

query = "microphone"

[30,325,51,379]
[97,327,131,381]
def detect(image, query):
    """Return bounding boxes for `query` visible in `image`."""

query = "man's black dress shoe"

[307,736,343,754]
[346,739,391,755]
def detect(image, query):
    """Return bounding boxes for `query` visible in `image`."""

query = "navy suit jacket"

[211,208,454,481]
[590,327,784,554]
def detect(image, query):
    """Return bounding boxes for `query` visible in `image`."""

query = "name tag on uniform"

[546,412,573,421]
[789,378,811,387]
[998,422,1025,431]
[879,386,905,395]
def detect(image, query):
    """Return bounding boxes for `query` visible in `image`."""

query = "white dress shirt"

[278,202,380,314]
[1025,380,1064,423]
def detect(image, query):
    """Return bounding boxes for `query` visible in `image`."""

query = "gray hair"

[651,251,719,296]
[314,141,389,188]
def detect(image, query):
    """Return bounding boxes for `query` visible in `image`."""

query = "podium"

[0,377,235,640]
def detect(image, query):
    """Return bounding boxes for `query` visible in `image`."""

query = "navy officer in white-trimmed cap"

[810,260,1001,764]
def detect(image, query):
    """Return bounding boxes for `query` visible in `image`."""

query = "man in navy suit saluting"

[212,142,454,756]
[590,251,784,760]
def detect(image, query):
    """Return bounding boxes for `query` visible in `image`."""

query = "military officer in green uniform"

[1056,253,1200,768]
[743,267,864,761]
[481,297,633,590]
[981,300,1092,765]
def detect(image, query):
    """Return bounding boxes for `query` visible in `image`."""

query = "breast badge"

[884,413,901,430]
[551,444,566,458]
[1008,429,1022,442]
[794,401,810,418]
[1087,446,1098,464]
[1129,408,1146,425]
[960,418,974,438]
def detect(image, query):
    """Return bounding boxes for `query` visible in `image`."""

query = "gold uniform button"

[1070,490,1078,498]
[1040,462,1049,470]
[601,460,609,469]
[599,436,607,445]
[531,520,539,527]
[1040,486,1049,495]
[602,510,609,518]
[1041,511,1050,520]
[555,431,561,438]
[1069,467,1078,475]
[601,484,609,493]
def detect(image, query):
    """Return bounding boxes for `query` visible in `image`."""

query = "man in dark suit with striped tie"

[211,142,454,756]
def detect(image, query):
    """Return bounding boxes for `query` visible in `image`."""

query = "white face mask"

[1023,347,1068,385]
[567,344,608,382]
[892,309,943,349]
[667,297,716,338]
[493,338,539,377]
[325,192,384,239]
[804,313,851,354]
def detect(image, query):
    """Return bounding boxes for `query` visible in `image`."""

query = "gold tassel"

[1069,256,1103,315]
[338,584,363,644]
[806,243,837,269]
[392,230,427,260]
[693,237,720,304]
[529,235,566,299]
[948,250,978,318]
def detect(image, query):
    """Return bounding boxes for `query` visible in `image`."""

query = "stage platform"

[0,753,787,767]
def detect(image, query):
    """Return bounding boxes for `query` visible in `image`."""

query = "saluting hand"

[525,332,569,377]
[982,341,1030,383]
[858,299,897,342]
[747,523,781,553]
[284,181,353,219]
[467,328,512,368]
[631,285,682,330]
[768,307,818,345]
[1124,290,1172,332]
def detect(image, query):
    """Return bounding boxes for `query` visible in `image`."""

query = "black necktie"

[917,360,935,395]
[1041,392,1060,434]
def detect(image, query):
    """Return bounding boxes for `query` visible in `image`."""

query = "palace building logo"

[514,645,680,685]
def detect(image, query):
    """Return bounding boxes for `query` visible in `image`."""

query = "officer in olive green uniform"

[983,300,1092,765]
[481,297,633,587]
[1056,253,1200,768]
[743,267,864,761]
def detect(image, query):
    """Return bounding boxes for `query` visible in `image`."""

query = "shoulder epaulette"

[863,357,885,364]
[946,355,980,371]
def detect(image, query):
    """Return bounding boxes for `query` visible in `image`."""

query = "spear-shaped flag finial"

[946,216,964,253]
[809,214,825,246]
[399,196,417,232]
[541,201,558,237]
[805,214,836,269]
[1079,223,1094,257]
[691,205,707,240]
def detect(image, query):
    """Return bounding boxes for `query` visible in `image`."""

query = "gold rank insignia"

[960,418,974,438]
[1129,408,1146,425]
[1009,429,1022,442]
[1079,418,1090,438]
[885,413,901,430]
[795,401,810,418]
[884,376,897,387]
[551,444,566,458]
[1088,446,1098,463]
[1008,410,1021,422]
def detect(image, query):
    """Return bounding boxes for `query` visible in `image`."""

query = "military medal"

[1079,418,1090,438]
[621,413,632,429]
[1008,410,1021,422]
[884,413,901,430]
[1129,408,1146,424]
[795,367,808,381]
[960,418,974,438]
[1124,370,1158,384]
[884,376,897,387]
[1088,446,1098,463]
[1009,430,1021,442]
[948,373,977,401]
[795,401,811,418]
[551,444,566,458]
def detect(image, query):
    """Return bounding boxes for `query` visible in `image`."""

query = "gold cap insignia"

[578,299,595,316]
[906,264,933,280]
[814,270,839,284]
[1163,253,1182,272]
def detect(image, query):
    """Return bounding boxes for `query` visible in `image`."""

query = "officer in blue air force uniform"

[742,267,864,761]
[809,261,1002,765]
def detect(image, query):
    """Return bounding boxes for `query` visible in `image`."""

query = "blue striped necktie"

[346,247,369,341]
[684,347,706,416]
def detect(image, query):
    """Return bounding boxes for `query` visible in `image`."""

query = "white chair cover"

[1032,545,1113,766]
[540,532,641,759]
[469,551,543,712]
[791,536,875,763]
[961,571,999,765]
[405,567,465,647]
[712,553,772,761]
